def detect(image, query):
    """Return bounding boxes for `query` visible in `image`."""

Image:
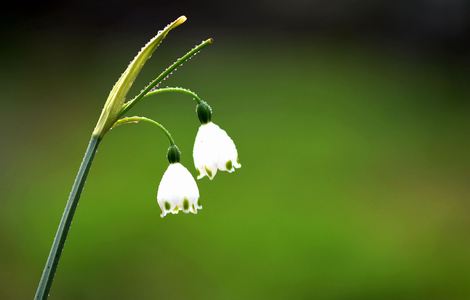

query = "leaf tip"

[176,15,187,25]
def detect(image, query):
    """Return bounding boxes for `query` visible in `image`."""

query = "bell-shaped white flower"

[193,122,241,180]
[157,162,201,217]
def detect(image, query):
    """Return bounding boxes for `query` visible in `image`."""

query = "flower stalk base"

[34,136,101,300]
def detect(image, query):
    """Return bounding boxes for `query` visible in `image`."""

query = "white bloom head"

[193,101,241,179]
[157,145,201,217]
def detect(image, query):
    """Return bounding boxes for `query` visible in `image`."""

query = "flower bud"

[196,101,212,124]
[167,144,181,163]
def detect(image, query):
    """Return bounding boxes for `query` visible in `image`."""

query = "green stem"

[145,87,202,103]
[121,87,202,115]
[121,38,213,115]
[35,136,101,300]
[111,116,176,145]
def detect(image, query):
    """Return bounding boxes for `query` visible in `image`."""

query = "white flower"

[157,163,201,217]
[193,122,241,180]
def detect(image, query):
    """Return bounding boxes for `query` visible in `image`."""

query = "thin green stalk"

[144,87,202,103]
[111,116,176,145]
[35,136,101,300]
[121,38,213,115]
[121,87,202,115]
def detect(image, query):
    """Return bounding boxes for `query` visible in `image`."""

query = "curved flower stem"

[112,116,176,145]
[121,38,213,116]
[35,136,101,300]
[145,87,202,103]
[121,87,202,115]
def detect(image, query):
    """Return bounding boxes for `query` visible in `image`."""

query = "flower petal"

[193,122,240,179]
[157,163,200,217]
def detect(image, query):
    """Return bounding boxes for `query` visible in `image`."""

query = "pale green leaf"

[93,16,187,138]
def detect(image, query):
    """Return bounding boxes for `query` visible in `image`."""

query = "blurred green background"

[1,2,470,299]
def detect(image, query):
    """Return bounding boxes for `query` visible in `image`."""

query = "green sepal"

[196,101,212,124]
[167,144,181,163]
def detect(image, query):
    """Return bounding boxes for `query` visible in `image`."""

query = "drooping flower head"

[193,101,241,180]
[157,145,201,217]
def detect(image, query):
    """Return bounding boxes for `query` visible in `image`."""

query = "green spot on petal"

[164,202,171,210]
[226,160,233,170]
[205,166,212,178]
[197,198,202,207]
[183,199,189,210]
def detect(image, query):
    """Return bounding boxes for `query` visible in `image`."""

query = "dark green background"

[1,23,470,299]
